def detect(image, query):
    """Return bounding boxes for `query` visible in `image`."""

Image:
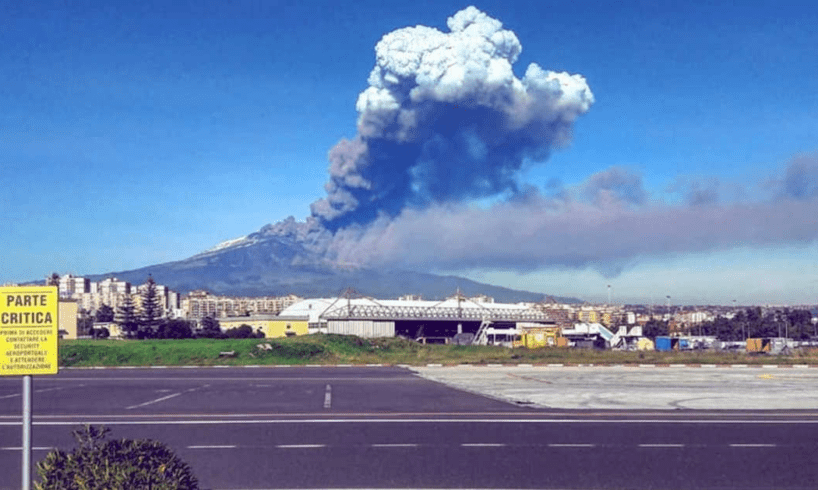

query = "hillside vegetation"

[59,335,818,367]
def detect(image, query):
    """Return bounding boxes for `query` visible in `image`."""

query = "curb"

[60,363,818,370]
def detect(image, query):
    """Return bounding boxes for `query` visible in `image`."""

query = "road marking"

[638,444,685,448]
[461,443,506,447]
[0,386,68,400]
[126,392,182,409]
[548,443,596,447]
[3,418,818,426]
[187,445,237,449]
[371,443,418,448]
[324,384,332,409]
[729,443,777,447]
[276,444,326,449]
[126,385,207,410]
[1,447,54,451]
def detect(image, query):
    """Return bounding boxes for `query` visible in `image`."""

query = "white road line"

[548,443,596,447]
[638,444,685,448]
[461,443,506,447]
[729,443,777,447]
[187,445,237,449]
[0,386,67,400]
[324,384,332,409]
[1,447,55,451]
[126,385,207,410]
[2,418,817,426]
[126,392,183,410]
[371,443,418,448]
[276,444,326,449]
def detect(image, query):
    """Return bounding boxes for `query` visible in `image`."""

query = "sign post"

[0,286,59,490]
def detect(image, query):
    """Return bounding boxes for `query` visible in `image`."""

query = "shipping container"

[655,336,673,352]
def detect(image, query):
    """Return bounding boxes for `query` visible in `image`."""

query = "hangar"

[278,292,553,343]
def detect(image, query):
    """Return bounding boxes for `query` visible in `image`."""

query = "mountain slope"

[89,221,578,303]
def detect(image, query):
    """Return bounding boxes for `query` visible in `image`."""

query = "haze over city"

[2,0,817,305]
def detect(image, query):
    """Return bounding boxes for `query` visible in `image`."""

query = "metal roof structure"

[316,292,550,323]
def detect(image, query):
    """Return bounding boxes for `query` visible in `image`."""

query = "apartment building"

[183,291,302,319]
[54,276,181,319]
[58,274,90,298]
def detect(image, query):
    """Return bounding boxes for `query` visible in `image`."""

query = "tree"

[642,319,668,340]
[46,272,60,287]
[115,294,139,339]
[95,304,115,323]
[139,276,163,337]
[198,316,223,339]
[156,319,194,339]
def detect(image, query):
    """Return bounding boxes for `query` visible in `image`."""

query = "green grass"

[58,335,818,367]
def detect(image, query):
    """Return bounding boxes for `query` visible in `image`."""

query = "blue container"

[655,336,672,352]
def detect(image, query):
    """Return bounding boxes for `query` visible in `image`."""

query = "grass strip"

[58,335,818,367]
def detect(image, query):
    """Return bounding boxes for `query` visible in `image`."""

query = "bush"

[224,324,255,339]
[197,316,223,339]
[156,319,194,339]
[35,425,198,490]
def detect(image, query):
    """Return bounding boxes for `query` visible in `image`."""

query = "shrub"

[156,319,194,339]
[225,324,255,339]
[197,316,223,339]
[35,425,198,490]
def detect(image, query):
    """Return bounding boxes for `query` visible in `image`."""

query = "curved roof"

[281,296,548,323]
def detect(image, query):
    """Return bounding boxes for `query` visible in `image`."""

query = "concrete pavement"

[411,365,818,410]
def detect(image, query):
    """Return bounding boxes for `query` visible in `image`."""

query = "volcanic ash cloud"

[310,6,594,229]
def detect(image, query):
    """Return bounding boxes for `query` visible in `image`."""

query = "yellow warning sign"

[0,286,59,376]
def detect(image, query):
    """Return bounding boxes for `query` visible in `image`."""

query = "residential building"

[182,292,302,319]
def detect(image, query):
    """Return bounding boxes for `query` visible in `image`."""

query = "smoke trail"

[326,157,818,275]
[310,6,594,229]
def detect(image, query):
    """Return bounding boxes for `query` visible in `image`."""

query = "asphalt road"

[1,367,817,490]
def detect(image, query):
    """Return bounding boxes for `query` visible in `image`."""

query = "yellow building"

[219,315,309,338]
[58,300,78,339]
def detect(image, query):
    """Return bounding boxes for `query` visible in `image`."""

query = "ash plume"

[310,6,594,229]
[254,9,818,280]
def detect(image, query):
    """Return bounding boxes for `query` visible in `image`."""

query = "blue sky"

[2,0,817,305]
